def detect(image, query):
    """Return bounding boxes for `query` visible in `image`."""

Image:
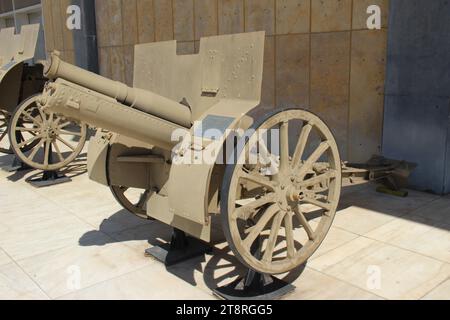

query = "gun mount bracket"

[145,228,212,267]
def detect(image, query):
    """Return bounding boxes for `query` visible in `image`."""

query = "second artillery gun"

[38,32,342,276]
[0,24,87,173]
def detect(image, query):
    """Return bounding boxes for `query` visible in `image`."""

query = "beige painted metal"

[0,24,41,113]
[38,31,342,274]
[39,79,185,150]
[43,51,191,128]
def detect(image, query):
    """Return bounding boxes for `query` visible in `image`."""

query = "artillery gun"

[0,24,87,173]
[38,32,342,276]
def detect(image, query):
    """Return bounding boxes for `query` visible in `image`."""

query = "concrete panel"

[311,32,351,158]
[98,47,111,78]
[276,34,309,108]
[173,0,194,41]
[245,0,275,35]
[176,41,196,55]
[122,0,138,46]
[276,0,310,34]
[61,0,74,51]
[95,0,109,47]
[384,1,450,98]
[123,45,134,86]
[348,30,387,163]
[353,0,389,30]
[383,0,450,194]
[195,0,218,39]
[50,0,64,51]
[41,0,55,52]
[383,95,449,194]
[311,0,352,33]
[109,46,125,82]
[108,0,123,46]
[137,0,155,43]
[64,50,75,65]
[73,0,99,72]
[218,0,244,35]
[261,36,275,108]
[154,0,174,41]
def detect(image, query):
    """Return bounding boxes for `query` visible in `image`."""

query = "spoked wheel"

[0,110,12,154]
[221,108,342,275]
[110,186,151,219]
[0,109,40,154]
[8,94,87,171]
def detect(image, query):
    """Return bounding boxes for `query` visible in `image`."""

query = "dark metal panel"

[72,0,98,73]
[383,0,450,194]
[383,95,449,194]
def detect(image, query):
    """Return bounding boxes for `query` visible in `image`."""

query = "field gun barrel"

[43,51,191,128]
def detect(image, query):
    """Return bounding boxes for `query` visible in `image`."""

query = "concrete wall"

[93,0,389,162]
[383,0,450,194]
[40,0,389,162]
[41,0,97,71]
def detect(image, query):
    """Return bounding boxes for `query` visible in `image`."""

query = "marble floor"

[0,152,449,300]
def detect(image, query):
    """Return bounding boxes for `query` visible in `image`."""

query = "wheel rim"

[221,109,342,275]
[9,95,87,171]
[0,110,12,153]
[110,185,151,220]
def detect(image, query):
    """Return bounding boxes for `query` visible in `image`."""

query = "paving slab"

[16,232,154,299]
[58,263,214,300]
[309,237,450,300]
[0,263,48,300]
[366,215,450,263]
[422,279,450,300]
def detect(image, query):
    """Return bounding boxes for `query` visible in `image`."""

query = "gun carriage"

[38,32,342,275]
[0,24,87,172]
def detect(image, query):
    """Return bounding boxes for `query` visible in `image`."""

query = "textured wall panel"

[276,0,310,34]
[218,0,244,35]
[276,34,310,108]
[195,0,218,39]
[174,0,194,41]
[122,0,138,46]
[154,0,174,41]
[311,32,351,157]
[137,0,155,43]
[311,0,352,32]
[245,0,275,35]
[349,30,387,162]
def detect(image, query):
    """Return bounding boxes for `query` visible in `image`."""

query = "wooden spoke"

[56,136,76,151]
[59,130,83,137]
[296,141,330,178]
[243,204,279,250]
[239,170,276,191]
[18,134,42,149]
[279,121,290,173]
[22,111,42,126]
[28,140,43,161]
[15,127,39,133]
[58,121,72,129]
[233,193,276,220]
[301,197,332,212]
[299,169,337,187]
[110,185,151,220]
[284,213,296,258]
[292,123,313,168]
[262,211,286,262]
[52,141,65,162]
[294,206,316,240]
